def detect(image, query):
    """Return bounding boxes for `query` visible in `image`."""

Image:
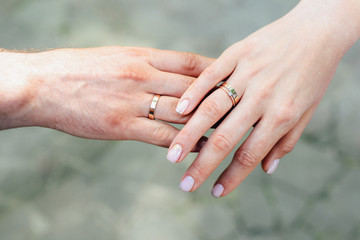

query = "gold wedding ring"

[219,82,240,107]
[148,94,161,120]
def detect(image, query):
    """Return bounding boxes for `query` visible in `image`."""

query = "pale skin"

[0,47,213,148]
[168,0,360,197]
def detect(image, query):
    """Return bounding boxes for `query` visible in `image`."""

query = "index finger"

[175,51,238,115]
[148,48,215,77]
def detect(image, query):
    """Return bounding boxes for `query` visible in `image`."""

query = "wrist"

[287,0,360,52]
[0,51,41,130]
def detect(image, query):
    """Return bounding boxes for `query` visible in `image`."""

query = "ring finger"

[167,77,245,164]
[141,94,192,124]
[178,96,260,192]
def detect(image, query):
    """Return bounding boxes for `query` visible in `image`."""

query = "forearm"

[0,50,39,130]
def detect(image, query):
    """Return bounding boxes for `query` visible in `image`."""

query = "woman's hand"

[0,47,213,148]
[168,0,360,196]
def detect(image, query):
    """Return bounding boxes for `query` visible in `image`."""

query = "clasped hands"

[2,0,359,198]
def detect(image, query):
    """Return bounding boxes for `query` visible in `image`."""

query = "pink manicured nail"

[211,184,224,198]
[267,159,280,175]
[176,99,189,115]
[179,175,194,192]
[167,144,182,163]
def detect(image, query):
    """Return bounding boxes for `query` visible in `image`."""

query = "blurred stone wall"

[0,0,359,239]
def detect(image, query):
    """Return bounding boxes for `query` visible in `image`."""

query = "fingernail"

[211,184,224,198]
[179,175,194,192]
[267,159,280,175]
[167,144,182,163]
[176,99,189,115]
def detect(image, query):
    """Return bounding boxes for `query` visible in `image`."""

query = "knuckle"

[118,64,149,81]
[237,39,257,54]
[190,163,206,182]
[182,52,198,72]
[211,133,234,152]
[171,99,178,112]
[104,112,129,139]
[201,66,218,82]
[272,106,298,126]
[185,77,194,89]
[105,112,127,129]
[280,143,295,154]
[253,88,271,105]
[180,128,193,140]
[154,126,172,142]
[246,65,264,79]
[225,40,256,59]
[122,47,149,58]
[234,148,258,168]
[199,99,222,120]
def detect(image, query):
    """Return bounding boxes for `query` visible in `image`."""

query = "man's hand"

[0,47,213,148]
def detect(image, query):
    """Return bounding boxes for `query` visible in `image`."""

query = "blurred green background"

[1,0,360,239]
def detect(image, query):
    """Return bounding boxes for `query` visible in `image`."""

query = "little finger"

[128,118,207,151]
[212,119,292,197]
[262,106,317,174]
